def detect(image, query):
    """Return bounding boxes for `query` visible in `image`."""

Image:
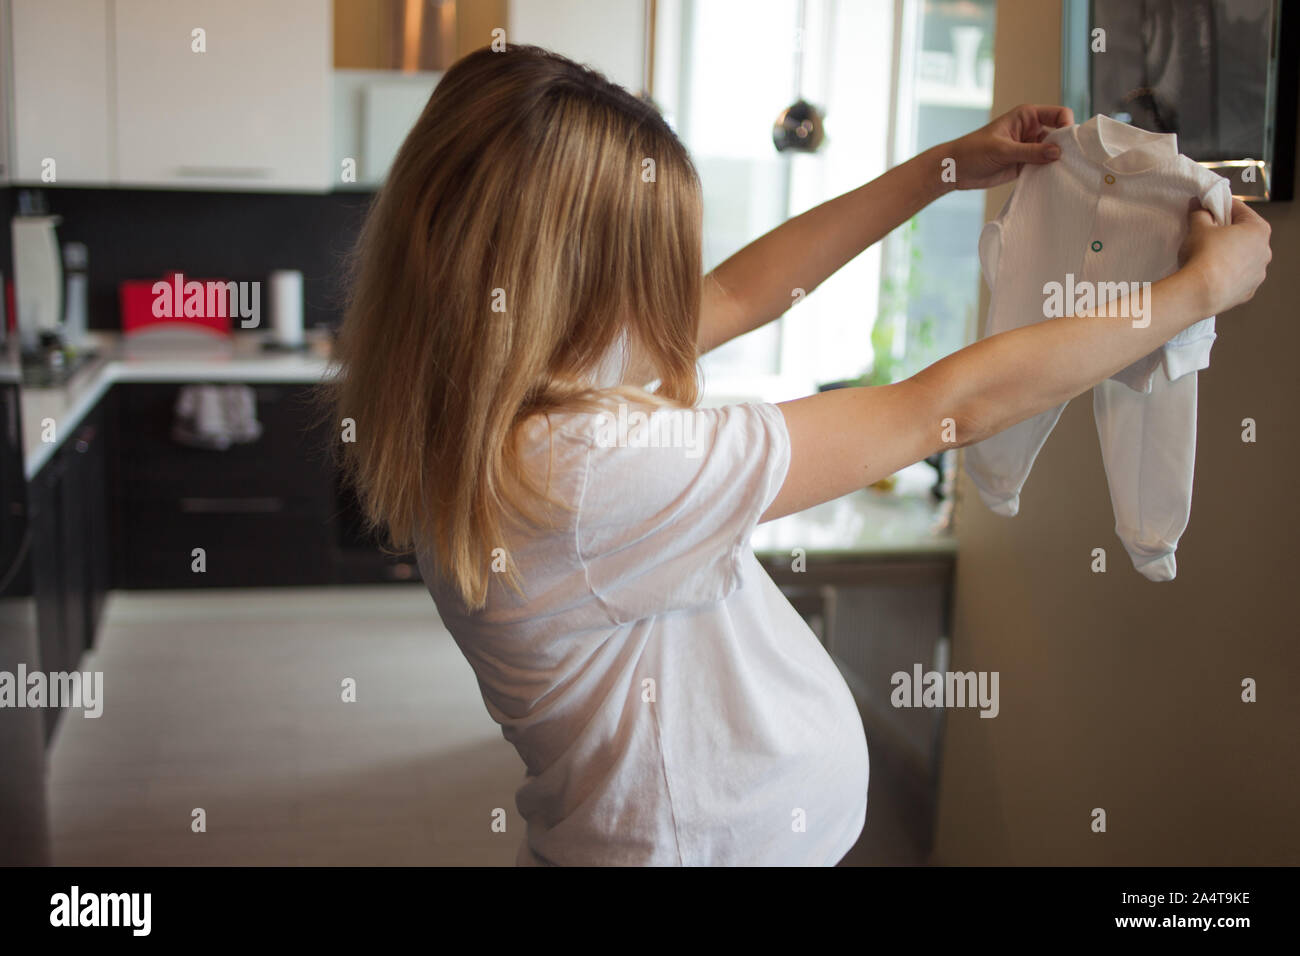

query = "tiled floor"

[49,585,521,866]
[49,585,926,866]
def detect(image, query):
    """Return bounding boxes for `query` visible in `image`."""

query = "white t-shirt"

[417,386,869,866]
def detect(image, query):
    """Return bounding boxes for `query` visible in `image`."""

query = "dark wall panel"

[26,187,376,331]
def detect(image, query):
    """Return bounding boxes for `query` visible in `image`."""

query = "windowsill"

[699,373,821,407]
[753,459,955,559]
[754,485,956,559]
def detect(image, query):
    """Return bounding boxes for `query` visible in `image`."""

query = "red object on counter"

[119,273,234,337]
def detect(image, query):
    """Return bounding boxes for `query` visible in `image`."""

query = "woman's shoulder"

[526,399,786,449]
[517,407,606,453]
[516,402,792,504]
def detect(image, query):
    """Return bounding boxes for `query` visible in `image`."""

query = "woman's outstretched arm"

[697,104,1075,355]
[762,199,1272,522]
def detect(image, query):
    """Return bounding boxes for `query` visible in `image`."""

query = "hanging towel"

[172,384,263,450]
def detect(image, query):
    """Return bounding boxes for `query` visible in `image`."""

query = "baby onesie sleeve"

[977,190,1015,292]
[1204,173,1234,223]
[571,402,791,624]
[978,221,1002,291]
[1161,174,1233,382]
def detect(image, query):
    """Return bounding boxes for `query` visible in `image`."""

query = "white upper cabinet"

[113,0,331,191]
[8,0,115,185]
[507,0,647,94]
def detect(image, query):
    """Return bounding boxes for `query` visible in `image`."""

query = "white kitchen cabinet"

[507,0,647,93]
[113,0,331,191]
[7,0,115,185]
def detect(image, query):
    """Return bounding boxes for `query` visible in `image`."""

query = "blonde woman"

[325,46,1270,866]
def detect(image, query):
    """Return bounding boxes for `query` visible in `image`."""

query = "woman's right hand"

[1180,198,1272,317]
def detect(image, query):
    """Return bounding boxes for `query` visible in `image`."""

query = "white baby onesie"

[964,114,1232,580]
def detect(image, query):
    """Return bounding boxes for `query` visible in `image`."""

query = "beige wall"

[933,0,1300,865]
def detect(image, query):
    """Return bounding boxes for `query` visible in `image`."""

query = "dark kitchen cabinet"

[112,383,336,588]
[28,377,411,670]
[29,454,69,722]
[333,473,422,584]
[81,405,113,636]
[28,393,113,743]
[67,396,113,649]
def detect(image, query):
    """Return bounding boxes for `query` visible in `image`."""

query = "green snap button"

[1091,240,1103,252]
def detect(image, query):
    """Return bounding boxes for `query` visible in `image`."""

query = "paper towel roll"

[269,270,304,347]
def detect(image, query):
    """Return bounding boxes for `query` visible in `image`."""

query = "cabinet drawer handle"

[175,165,275,179]
[179,497,285,514]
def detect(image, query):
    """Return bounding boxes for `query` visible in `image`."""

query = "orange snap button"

[1104,174,1116,184]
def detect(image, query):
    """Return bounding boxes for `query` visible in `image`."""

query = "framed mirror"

[1061,0,1298,201]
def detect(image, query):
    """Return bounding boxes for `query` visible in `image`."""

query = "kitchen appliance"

[267,269,305,349]
[11,213,63,354]
[0,328,52,864]
[62,242,89,350]
[119,273,236,357]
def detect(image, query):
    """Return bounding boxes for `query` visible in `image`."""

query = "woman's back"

[418,402,869,865]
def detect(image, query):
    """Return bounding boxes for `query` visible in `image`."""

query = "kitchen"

[0,0,1297,900]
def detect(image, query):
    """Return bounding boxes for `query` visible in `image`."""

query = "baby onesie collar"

[1072,114,1179,174]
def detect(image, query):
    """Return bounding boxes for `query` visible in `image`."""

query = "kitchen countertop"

[751,487,956,558]
[20,330,334,479]
[18,331,956,557]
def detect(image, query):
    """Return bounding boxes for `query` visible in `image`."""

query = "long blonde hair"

[320,44,704,610]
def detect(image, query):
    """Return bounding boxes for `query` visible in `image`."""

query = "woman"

[324,45,1271,865]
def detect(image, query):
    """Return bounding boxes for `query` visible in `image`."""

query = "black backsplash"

[12,187,376,331]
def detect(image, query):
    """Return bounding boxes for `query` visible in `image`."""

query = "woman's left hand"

[944,104,1075,190]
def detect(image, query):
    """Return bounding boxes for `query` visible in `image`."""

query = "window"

[654,0,997,405]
